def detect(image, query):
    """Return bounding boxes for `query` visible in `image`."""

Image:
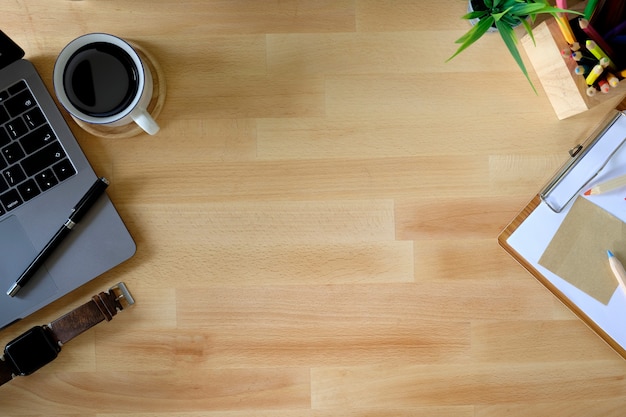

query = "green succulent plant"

[447,0,581,92]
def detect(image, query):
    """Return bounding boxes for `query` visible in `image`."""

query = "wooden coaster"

[71,41,166,139]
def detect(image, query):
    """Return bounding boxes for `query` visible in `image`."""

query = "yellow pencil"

[585,64,604,86]
[555,14,576,45]
[584,173,626,195]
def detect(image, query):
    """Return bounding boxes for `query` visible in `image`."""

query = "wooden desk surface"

[2,1,626,415]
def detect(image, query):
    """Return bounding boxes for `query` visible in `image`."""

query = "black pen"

[7,177,110,297]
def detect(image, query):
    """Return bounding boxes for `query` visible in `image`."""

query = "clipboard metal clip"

[540,110,626,213]
[569,144,583,158]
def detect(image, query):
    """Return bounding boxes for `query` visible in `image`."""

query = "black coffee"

[63,42,139,117]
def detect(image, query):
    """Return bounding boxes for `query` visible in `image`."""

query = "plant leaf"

[520,18,535,44]
[494,18,537,93]
[530,6,583,15]
[447,16,495,62]
[512,4,548,15]
[500,14,520,26]
[454,17,490,45]
[462,10,488,20]
[492,7,514,21]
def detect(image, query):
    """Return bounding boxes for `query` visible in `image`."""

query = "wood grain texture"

[1,0,626,415]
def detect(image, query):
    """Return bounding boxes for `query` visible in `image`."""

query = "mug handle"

[131,108,160,135]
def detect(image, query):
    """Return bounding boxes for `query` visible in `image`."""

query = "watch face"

[4,326,60,376]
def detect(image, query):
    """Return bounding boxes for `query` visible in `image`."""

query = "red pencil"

[584,173,626,195]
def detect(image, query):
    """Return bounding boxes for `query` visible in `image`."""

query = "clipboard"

[498,106,626,360]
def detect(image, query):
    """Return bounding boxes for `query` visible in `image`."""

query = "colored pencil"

[574,65,590,75]
[579,18,615,60]
[585,64,604,86]
[584,0,599,20]
[606,19,626,39]
[584,173,626,195]
[599,78,610,93]
[586,86,598,97]
[611,35,626,44]
[586,40,616,70]
[571,51,596,66]
[607,251,626,298]
[555,14,577,45]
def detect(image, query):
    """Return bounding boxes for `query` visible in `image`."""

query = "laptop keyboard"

[0,80,76,216]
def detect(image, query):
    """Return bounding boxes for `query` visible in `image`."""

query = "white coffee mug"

[54,33,159,135]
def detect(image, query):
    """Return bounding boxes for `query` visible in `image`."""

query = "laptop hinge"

[0,30,25,71]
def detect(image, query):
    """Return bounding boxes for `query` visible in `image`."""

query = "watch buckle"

[109,282,135,309]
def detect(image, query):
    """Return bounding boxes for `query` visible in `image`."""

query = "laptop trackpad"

[0,216,58,314]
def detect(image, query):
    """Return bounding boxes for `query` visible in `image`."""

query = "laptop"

[0,31,136,329]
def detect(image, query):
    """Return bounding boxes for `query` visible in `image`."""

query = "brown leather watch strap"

[0,357,13,385]
[0,283,134,387]
[46,283,134,345]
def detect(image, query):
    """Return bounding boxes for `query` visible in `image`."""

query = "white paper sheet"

[507,113,626,351]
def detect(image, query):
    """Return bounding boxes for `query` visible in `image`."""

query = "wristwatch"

[0,282,134,386]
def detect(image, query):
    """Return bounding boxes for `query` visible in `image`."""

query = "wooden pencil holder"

[522,19,626,120]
